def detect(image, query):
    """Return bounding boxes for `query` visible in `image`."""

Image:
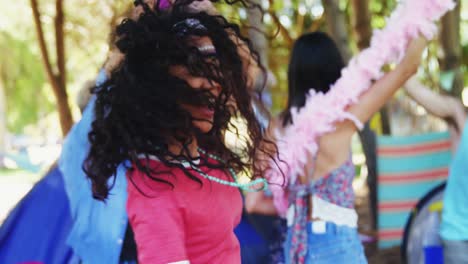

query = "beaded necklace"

[189,148,268,192]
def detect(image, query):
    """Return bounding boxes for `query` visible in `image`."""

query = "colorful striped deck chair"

[377,131,452,248]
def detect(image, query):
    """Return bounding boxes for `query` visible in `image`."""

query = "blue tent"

[0,166,78,264]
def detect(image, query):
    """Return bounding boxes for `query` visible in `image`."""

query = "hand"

[401,36,428,74]
[407,36,427,57]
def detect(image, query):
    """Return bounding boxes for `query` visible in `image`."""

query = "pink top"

[126,157,243,264]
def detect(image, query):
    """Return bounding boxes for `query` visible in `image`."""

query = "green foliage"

[369,0,396,28]
[463,44,468,66]
[0,0,133,135]
[1,0,467,136]
[0,32,53,133]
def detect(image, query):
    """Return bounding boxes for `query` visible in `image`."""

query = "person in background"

[404,76,467,264]
[404,76,466,149]
[248,31,427,263]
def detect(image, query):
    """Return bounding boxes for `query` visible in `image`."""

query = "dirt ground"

[355,183,402,264]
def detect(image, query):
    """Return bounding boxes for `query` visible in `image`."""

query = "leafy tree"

[0,32,53,133]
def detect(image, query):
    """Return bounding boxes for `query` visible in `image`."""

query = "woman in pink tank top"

[82,1,279,263]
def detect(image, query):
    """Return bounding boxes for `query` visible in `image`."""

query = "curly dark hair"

[84,0,280,200]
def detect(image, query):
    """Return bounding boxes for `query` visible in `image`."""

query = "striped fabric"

[377,131,452,248]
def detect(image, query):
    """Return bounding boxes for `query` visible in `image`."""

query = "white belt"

[310,195,358,228]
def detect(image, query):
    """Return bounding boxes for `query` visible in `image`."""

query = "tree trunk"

[350,0,391,136]
[30,0,73,136]
[55,0,66,90]
[351,0,379,230]
[247,0,267,66]
[247,0,269,92]
[351,0,371,50]
[0,78,6,168]
[321,0,352,62]
[379,105,391,134]
[439,2,463,98]
[358,123,377,230]
[267,0,293,48]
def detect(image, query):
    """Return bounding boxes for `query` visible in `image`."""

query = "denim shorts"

[442,239,468,264]
[284,221,367,264]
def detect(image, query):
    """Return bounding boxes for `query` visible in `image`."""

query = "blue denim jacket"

[59,69,128,264]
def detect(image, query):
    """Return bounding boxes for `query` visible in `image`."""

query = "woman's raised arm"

[347,37,427,126]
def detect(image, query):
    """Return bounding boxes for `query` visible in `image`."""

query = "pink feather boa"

[266,0,456,217]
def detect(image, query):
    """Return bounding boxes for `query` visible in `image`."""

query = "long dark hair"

[282,32,345,126]
[84,1,278,200]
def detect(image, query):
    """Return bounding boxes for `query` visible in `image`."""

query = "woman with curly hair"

[83,1,276,263]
